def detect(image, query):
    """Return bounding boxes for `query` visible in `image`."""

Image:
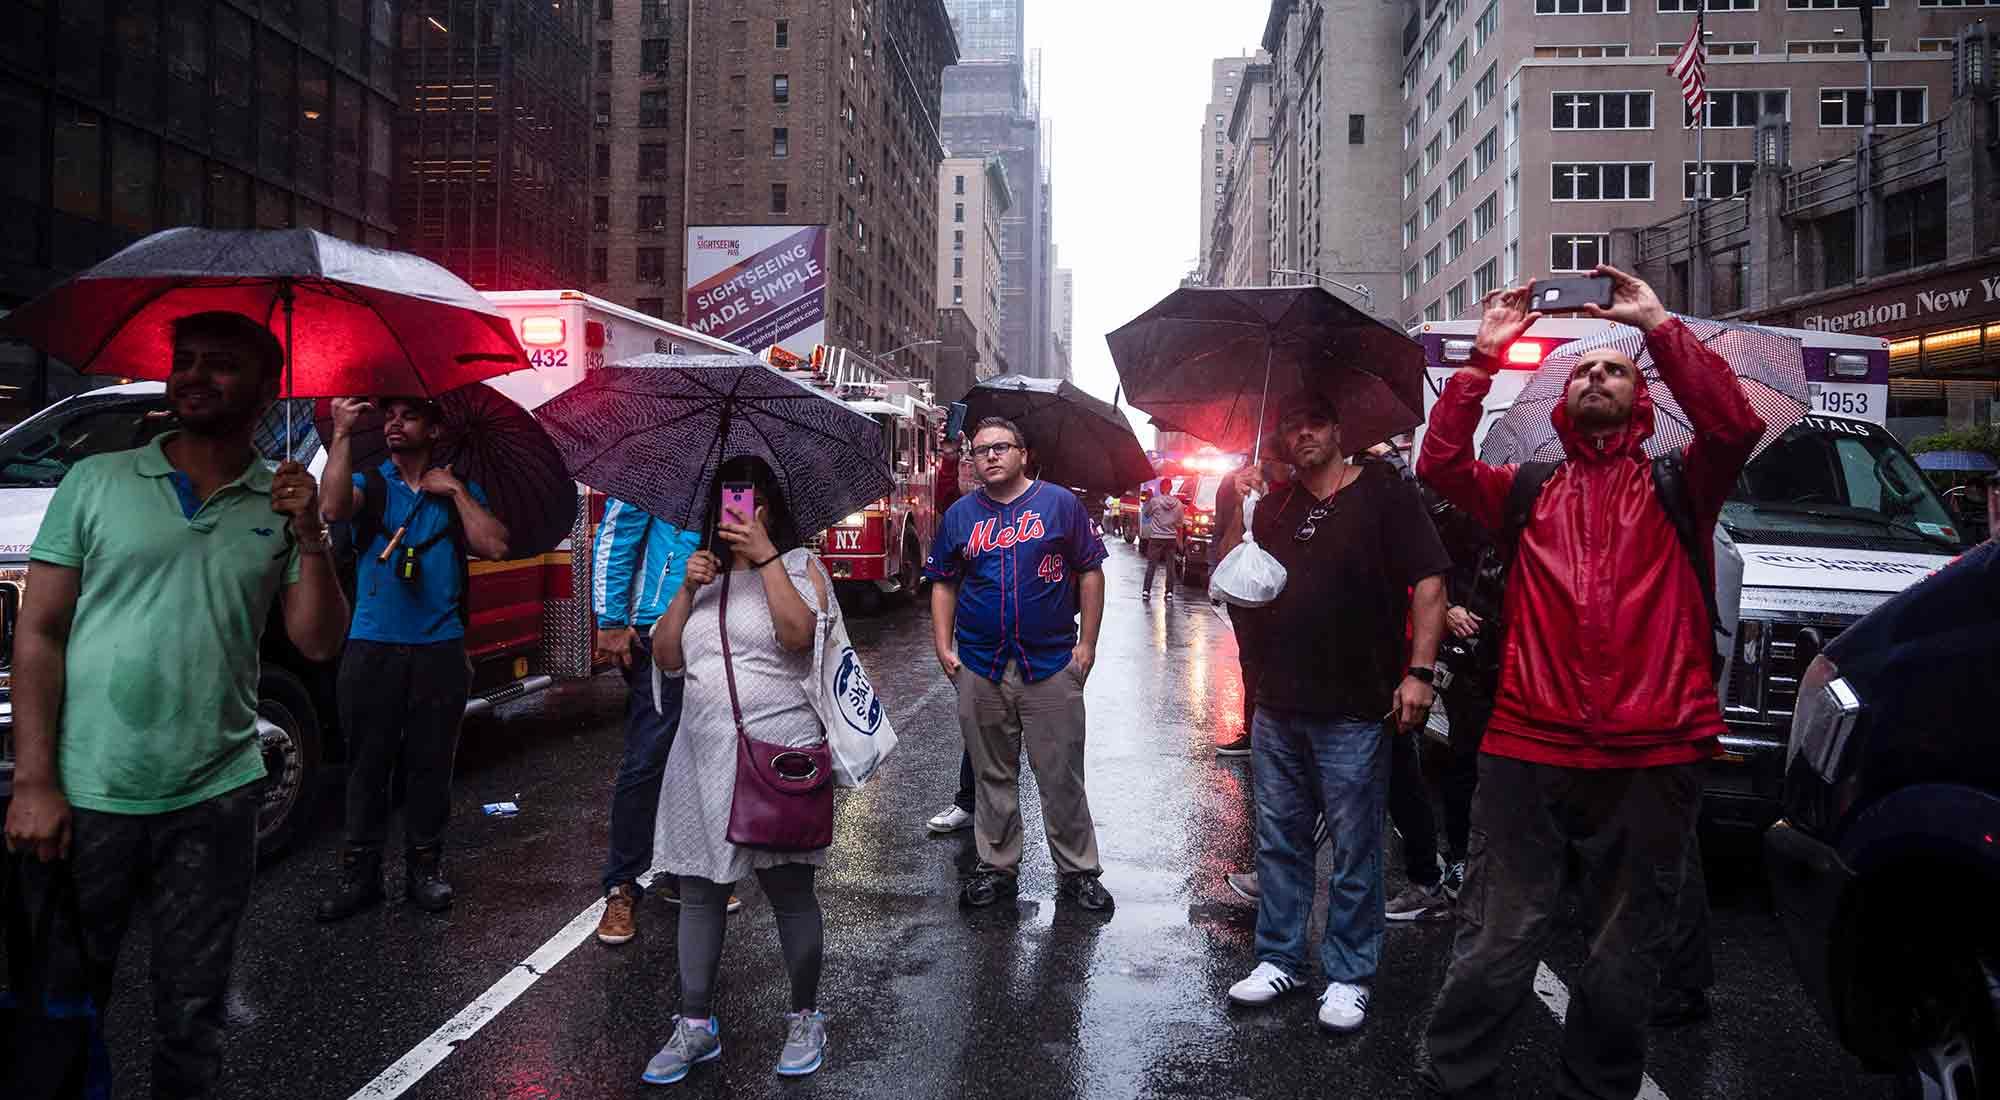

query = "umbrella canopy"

[532,354,894,538]
[1914,449,2000,473]
[1477,316,1810,467]
[0,228,527,397]
[313,384,576,559]
[959,374,1154,495]
[1106,285,1425,461]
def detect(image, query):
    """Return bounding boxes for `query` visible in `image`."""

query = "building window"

[600,0,614,17]
[952,257,964,278]
[1917,0,1996,5]
[1349,114,1366,144]
[953,285,964,305]
[773,75,789,103]
[1474,2,1498,51]
[1425,188,1443,227]
[639,195,669,229]
[954,202,965,223]
[1532,43,1630,58]
[1424,135,1443,175]
[1404,214,1420,247]
[1785,39,1886,55]
[1447,102,1468,146]
[1684,161,1756,199]
[1506,97,1521,145]
[1475,257,1500,296]
[1551,162,1654,201]
[1474,192,1498,238]
[1553,91,1654,130]
[1691,90,1789,128]
[594,144,611,179]
[1447,221,1468,262]
[1820,88,1928,127]
[1448,280,1470,316]
[591,247,608,282]
[1426,80,1443,117]
[954,229,964,250]
[643,38,671,71]
[1424,244,1442,281]
[1917,38,1958,53]
[767,182,785,212]
[1550,233,1610,271]
[636,298,665,319]
[1475,65,1499,113]
[1658,41,1758,55]
[773,127,788,157]
[1506,169,1520,212]
[1659,0,1754,9]
[775,19,789,47]
[728,129,746,158]
[1404,113,1420,150]
[1534,0,1629,12]
[1404,265,1421,299]
[1475,129,1498,175]
[593,195,610,229]
[1448,43,1468,85]
[1404,162,1420,199]
[595,91,613,124]
[1787,0,1885,7]
[639,143,669,178]
[1448,161,1469,203]
[637,247,666,281]
[1881,180,1947,271]
[640,91,670,127]
[1505,237,1521,282]
[597,39,613,75]
[1425,299,1443,322]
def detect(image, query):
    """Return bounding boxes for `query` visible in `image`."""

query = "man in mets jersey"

[926,416,1113,914]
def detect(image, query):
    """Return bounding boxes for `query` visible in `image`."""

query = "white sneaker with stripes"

[1227,961,1302,1006]
[1317,981,1369,1032]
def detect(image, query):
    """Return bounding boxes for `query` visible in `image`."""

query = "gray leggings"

[679,864,823,1018]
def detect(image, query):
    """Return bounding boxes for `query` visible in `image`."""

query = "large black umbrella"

[532,354,893,538]
[1106,285,1424,461]
[958,374,1154,495]
[1478,316,1809,467]
[2,227,529,456]
[312,383,577,559]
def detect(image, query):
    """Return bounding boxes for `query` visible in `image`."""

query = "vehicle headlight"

[840,512,866,527]
[1787,654,1863,783]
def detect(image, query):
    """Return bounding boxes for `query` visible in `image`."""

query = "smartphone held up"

[1529,276,1614,313]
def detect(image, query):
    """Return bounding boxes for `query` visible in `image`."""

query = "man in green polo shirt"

[4,311,349,1099]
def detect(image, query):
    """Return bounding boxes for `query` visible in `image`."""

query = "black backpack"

[353,466,473,633]
[1495,452,1728,676]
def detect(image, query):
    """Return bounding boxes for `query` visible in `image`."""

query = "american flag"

[1669,18,1708,115]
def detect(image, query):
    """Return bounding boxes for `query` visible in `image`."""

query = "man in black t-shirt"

[1217,394,1450,1034]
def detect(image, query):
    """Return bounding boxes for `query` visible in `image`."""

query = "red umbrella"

[2,228,530,453]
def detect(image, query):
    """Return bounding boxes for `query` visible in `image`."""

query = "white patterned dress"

[652,549,828,884]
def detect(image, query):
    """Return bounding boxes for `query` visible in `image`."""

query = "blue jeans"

[1252,708,1388,983]
[601,632,685,897]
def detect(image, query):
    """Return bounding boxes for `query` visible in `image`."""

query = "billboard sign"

[684,225,828,360]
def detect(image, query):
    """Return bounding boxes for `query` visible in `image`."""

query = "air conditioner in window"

[652,221,669,231]
[595,114,610,125]
[592,220,609,231]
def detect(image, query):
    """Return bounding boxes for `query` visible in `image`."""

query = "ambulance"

[0,291,749,858]
[1410,316,1966,828]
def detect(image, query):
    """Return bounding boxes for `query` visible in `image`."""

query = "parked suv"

[1764,539,1999,1097]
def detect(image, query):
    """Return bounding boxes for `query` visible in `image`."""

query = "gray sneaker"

[642,1016,722,1085]
[776,1009,828,1077]
[1385,880,1453,922]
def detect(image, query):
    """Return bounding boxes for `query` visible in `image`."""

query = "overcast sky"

[1027,2,1270,442]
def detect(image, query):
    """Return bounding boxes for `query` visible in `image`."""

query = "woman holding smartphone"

[644,455,834,1085]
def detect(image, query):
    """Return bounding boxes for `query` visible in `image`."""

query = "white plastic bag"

[801,558,898,787]
[1209,489,1288,608]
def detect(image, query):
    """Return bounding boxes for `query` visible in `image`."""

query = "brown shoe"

[597,884,638,945]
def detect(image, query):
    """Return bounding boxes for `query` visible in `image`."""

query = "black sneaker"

[1058,873,1115,913]
[959,867,1019,908]
[1215,733,1252,757]
[1650,987,1712,1028]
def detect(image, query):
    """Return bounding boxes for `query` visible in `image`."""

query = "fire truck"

[0,290,751,859]
[789,347,944,601]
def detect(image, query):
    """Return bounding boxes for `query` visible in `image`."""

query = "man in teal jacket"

[590,496,708,945]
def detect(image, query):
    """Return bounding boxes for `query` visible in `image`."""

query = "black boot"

[316,847,385,923]
[405,843,455,912]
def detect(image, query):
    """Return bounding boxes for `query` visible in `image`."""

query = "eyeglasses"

[969,442,1020,459]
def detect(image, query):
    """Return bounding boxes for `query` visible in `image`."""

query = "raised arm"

[318,397,370,522]
[1415,287,1541,532]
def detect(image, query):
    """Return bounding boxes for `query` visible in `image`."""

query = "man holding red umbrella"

[5,312,349,1097]
[316,395,508,920]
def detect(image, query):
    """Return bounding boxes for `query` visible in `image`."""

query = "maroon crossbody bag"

[718,568,834,851]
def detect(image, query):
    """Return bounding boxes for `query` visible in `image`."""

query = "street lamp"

[1267,268,1375,311]
[876,338,941,361]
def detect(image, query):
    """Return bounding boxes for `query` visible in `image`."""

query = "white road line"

[1533,962,1673,1100]
[348,678,960,1100]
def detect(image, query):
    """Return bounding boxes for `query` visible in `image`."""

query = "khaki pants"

[956,661,1102,877]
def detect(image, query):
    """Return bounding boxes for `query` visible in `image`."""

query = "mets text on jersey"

[965,511,1047,557]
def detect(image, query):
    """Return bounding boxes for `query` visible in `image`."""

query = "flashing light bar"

[1505,341,1545,366]
[520,316,566,346]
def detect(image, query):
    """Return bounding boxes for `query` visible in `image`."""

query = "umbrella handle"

[1251,336,1273,468]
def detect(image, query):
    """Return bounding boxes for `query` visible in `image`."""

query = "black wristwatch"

[1405,665,1437,685]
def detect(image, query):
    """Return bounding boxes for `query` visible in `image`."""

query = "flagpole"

[1694,6,1706,203]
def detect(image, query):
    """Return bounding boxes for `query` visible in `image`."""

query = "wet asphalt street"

[85,540,1896,1100]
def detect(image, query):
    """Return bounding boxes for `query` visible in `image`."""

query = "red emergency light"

[520,316,566,346]
[1505,340,1546,367]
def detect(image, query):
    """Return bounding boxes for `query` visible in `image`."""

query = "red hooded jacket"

[1415,318,1767,768]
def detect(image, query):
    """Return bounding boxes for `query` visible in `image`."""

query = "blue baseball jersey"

[924,481,1107,684]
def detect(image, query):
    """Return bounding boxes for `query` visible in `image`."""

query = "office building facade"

[937,154,1010,385]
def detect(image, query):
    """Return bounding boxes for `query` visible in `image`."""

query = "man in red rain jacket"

[1415,265,1765,1100]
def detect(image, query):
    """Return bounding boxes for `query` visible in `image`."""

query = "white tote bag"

[1210,489,1289,608]
[801,558,898,788]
